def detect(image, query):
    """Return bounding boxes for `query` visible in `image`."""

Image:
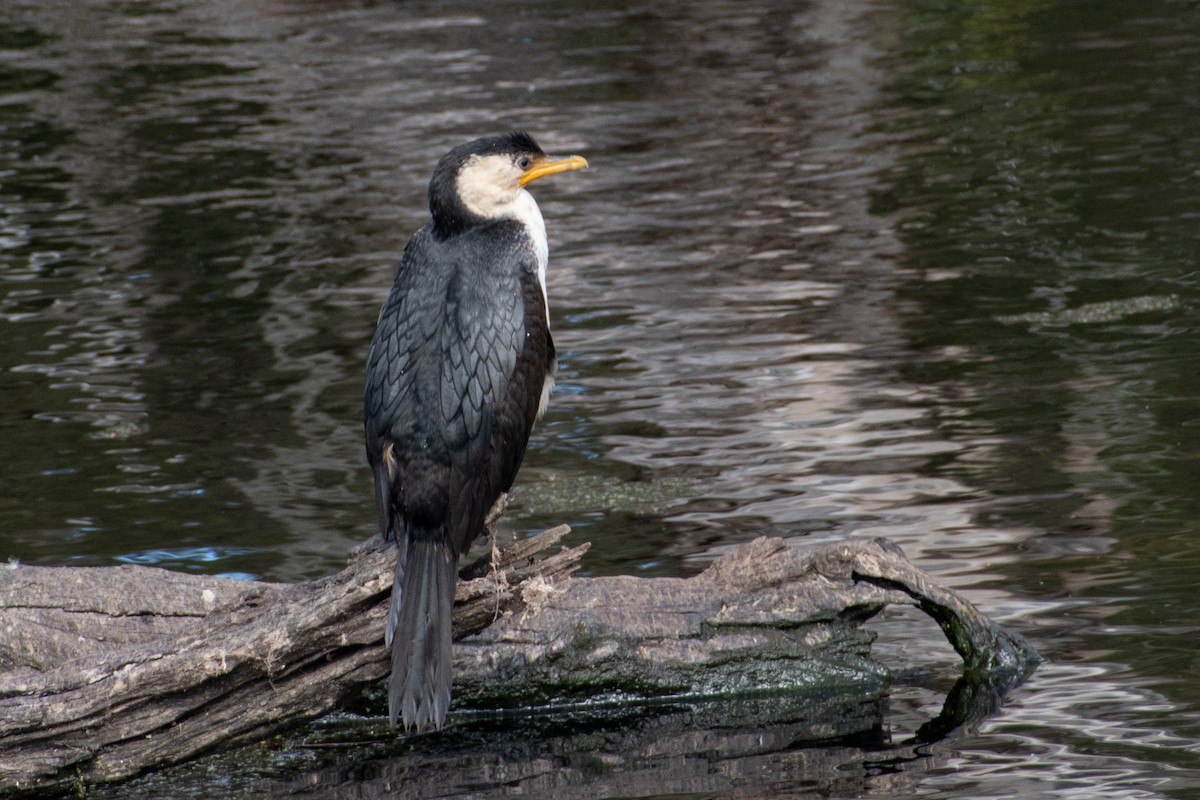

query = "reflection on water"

[90,674,1033,800]
[952,663,1200,798]
[0,0,982,583]
[3,0,1200,796]
[880,0,1200,798]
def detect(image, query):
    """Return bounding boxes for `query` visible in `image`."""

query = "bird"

[363,132,588,732]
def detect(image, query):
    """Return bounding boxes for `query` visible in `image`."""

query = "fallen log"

[0,528,1038,794]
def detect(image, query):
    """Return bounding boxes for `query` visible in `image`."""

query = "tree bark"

[0,530,1037,793]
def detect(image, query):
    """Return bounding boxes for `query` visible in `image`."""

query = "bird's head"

[428,132,588,236]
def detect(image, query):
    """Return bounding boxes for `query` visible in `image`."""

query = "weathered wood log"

[0,523,583,792]
[453,535,1038,710]
[0,531,1038,794]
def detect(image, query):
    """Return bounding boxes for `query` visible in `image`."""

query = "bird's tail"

[386,530,458,731]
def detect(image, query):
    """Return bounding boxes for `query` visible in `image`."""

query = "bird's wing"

[364,224,553,552]
[363,230,446,539]
[438,234,551,553]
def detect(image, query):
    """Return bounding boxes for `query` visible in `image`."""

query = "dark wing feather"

[364,226,448,538]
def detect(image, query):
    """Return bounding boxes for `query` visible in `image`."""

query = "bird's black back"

[364,218,554,555]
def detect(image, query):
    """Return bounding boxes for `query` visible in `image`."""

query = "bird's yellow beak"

[519,154,589,187]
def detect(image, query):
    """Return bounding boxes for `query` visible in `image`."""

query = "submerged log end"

[841,536,1042,674]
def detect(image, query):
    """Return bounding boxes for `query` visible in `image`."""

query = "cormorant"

[363,132,588,731]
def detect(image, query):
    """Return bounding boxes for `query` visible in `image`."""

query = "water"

[2,0,1200,796]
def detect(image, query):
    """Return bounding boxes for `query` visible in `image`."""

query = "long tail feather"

[387,531,457,731]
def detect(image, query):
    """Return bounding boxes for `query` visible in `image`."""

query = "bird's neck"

[429,190,550,322]
[512,190,549,273]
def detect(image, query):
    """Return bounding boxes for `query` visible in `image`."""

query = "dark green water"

[2,0,1200,796]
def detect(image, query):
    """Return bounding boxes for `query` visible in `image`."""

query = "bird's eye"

[517,157,531,169]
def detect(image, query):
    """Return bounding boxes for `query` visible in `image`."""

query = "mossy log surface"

[0,530,1037,793]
